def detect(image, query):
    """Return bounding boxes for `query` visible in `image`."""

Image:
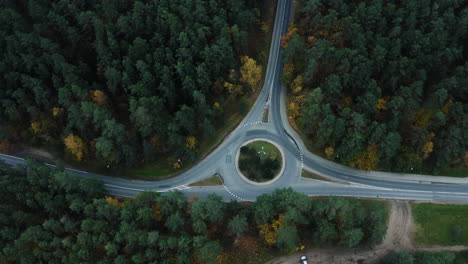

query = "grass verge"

[301,170,348,184]
[412,203,468,246]
[189,175,223,186]
[248,141,281,160]
[262,107,269,123]
[438,167,468,178]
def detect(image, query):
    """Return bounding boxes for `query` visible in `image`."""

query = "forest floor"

[266,201,468,264]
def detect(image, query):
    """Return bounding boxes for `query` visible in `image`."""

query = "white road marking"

[104,184,144,192]
[0,153,24,161]
[223,185,247,201]
[66,168,89,174]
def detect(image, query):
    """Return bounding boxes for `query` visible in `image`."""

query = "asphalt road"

[1,0,467,203]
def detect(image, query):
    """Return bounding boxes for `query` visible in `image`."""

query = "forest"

[0,0,263,169]
[283,0,467,173]
[381,251,468,264]
[0,160,387,263]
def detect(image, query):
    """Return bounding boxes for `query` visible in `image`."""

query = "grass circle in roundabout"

[237,140,284,184]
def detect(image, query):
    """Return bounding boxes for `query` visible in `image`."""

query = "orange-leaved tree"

[280,26,298,47]
[421,141,434,160]
[90,90,107,106]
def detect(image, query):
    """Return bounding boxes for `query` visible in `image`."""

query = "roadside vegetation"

[301,170,346,184]
[0,160,387,263]
[381,251,468,264]
[239,141,282,182]
[189,175,223,186]
[0,0,270,178]
[412,203,468,246]
[283,0,467,175]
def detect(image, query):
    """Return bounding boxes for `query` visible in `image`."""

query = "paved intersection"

[1,0,467,203]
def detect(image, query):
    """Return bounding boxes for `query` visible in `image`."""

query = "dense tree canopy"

[284,0,467,173]
[0,0,259,168]
[0,160,387,262]
[381,251,468,264]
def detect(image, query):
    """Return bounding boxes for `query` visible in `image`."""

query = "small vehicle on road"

[300,255,308,264]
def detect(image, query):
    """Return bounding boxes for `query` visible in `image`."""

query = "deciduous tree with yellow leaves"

[224,81,243,95]
[349,144,379,171]
[291,75,303,94]
[240,56,262,92]
[186,136,197,150]
[105,196,124,208]
[64,134,86,161]
[325,147,335,159]
[258,214,284,246]
[288,102,300,118]
[421,141,434,160]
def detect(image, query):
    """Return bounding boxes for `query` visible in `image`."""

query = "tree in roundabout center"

[238,141,282,182]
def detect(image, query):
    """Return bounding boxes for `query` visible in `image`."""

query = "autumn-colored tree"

[349,144,379,171]
[240,56,262,92]
[186,136,197,150]
[441,98,452,114]
[421,141,434,160]
[52,107,64,117]
[90,90,107,105]
[306,35,317,47]
[105,196,124,208]
[341,97,353,108]
[325,147,335,159]
[280,26,298,47]
[376,96,389,111]
[64,134,86,161]
[258,214,284,246]
[173,162,181,169]
[224,81,243,95]
[213,102,223,113]
[288,102,300,118]
[281,63,295,85]
[260,22,270,34]
[293,94,306,105]
[413,109,433,128]
[31,121,41,134]
[153,203,162,221]
[291,75,303,94]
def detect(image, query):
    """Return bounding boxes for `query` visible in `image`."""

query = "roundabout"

[236,139,285,185]
[1,0,467,203]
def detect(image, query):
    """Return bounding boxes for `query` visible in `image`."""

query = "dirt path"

[13,147,57,164]
[12,147,77,169]
[266,200,468,264]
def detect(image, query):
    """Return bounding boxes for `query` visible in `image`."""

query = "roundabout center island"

[236,139,285,185]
